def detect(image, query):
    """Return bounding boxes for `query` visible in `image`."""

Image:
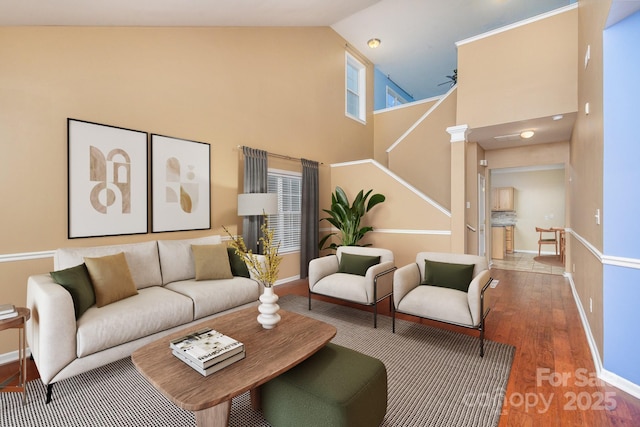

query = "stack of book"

[170,328,245,376]
[0,304,18,320]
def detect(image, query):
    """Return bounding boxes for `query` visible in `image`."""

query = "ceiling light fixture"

[552,114,564,121]
[367,38,381,48]
[520,130,535,139]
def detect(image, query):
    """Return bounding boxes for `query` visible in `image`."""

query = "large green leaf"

[318,186,386,251]
[366,193,386,211]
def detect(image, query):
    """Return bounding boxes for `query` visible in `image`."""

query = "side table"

[0,307,30,404]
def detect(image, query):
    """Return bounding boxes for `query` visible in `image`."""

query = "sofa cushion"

[228,247,251,278]
[192,244,233,280]
[313,273,368,304]
[84,252,139,307]
[76,286,194,357]
[157,235,223,285]
[55,241,161,290]
[398,285,474,327]
[50,263,96,319]
[338,253,380,276]
[165,277,260,320]
[421,259,475,292]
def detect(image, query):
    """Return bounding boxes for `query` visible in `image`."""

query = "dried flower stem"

[223,216,281,287]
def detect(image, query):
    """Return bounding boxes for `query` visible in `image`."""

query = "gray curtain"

[242,147,268,253]
[300,159,319,278]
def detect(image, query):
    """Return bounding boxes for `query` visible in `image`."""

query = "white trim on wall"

[0,250,55,263]
[567,228,640,400]
[330,159,451,217]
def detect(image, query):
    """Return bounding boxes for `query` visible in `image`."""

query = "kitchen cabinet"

[505,225,514,254]
[492,226,505,260]
[491,187,515,211]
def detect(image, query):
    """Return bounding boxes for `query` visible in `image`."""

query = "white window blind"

[267,170,301,254]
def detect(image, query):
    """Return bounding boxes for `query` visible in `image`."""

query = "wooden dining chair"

[536,227,558,256]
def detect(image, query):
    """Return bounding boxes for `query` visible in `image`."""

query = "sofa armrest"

[308,255,339,290]
[364,261,396,302]
[26,274,78,384]
[467,269,492,326]
[392,263,421,308]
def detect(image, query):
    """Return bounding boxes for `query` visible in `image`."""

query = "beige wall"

[568,0,612,358]
[328,161,451,267]
[373,99,437,166]
[485,141,570,170]
[387,89,457,210]
[457,7,578,128]
[0,26,374,354]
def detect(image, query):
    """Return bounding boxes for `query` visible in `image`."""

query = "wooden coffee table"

[132,307,336,427]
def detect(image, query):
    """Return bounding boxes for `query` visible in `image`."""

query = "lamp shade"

[237,193,278,216]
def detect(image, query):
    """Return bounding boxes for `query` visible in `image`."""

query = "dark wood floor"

[2,268,639,426]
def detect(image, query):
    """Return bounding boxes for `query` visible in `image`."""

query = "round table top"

[0,307,30,331]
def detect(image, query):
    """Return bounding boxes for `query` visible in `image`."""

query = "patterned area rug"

[1,295,514,427]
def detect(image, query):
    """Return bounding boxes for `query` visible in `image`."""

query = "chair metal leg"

[392,306,396,333]
[373,304,377,329]
[479,317,485,358]
[46,383,54,404]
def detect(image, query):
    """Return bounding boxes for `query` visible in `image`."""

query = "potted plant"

[319,186,386,251]
[224,217,282,329]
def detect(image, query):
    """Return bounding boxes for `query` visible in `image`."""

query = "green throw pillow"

[338,253,381,276]
[421,259,475,292]
[227,247,250,278]
[50,263,96,319]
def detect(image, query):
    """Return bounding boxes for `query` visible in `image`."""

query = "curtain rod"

[237,145,323,165]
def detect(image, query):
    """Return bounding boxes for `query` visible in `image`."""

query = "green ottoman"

[261,342,387,427]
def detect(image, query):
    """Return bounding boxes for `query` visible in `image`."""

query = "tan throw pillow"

[192,244,234,281]
[84,252,138,307]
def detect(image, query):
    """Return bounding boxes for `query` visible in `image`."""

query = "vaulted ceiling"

[1,0,575,100]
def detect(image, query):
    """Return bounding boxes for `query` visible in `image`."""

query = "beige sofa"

[26,235,263,403]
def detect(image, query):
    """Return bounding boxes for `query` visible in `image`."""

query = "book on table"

[0,304,17,320]
[170,327,244,369]
[0,304,16,315]
[172,349,245,376]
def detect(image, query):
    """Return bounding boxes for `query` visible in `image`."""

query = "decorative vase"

[257,286,281,329]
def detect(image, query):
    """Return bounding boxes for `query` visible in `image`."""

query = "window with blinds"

[267,169,302,254]
[346,52,366,123]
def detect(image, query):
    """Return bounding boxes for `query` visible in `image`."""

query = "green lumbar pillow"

[421,259,475,292]
[227,247,250,278]
[50,263,96,319]
[338,252,381,276]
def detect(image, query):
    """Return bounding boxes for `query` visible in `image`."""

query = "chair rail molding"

[0,250,55,263]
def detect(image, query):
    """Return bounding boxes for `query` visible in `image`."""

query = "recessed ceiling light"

[367,38,381,49]
[520,130,535,139]
[552,114,564,121]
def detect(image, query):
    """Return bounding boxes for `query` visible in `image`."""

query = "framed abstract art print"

[151,134,211,232]
[67,119,148,238]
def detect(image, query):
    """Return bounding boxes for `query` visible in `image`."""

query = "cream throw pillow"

[192,244,234,281]
[84,252,138,307]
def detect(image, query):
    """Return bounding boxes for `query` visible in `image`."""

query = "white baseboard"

[0,348,31,365]
[601,368,640,400]
[566,273,640,400]
[566,273,604,372]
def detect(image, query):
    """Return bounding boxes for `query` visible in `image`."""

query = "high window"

[267,169,301,254]
[386,86,408,108]
[346,53,366,123]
